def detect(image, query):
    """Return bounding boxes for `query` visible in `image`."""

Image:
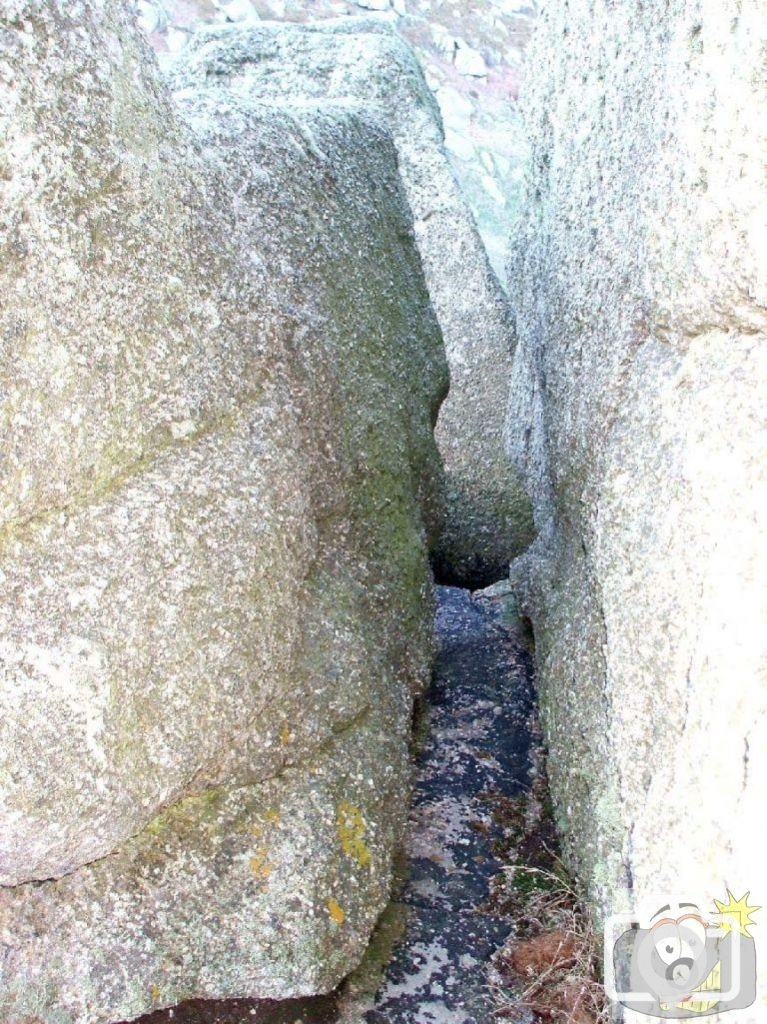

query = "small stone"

[424,68,444,92]
[431,24,457,59]
[453,40,488,77]
[165,27,190,52]
[482,173,506,204]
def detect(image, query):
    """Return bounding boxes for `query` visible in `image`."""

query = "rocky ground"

[353,586,536,1024]
[129,586,539,1024]
[134,0,539,280]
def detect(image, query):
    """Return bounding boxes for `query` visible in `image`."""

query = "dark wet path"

[132,586,536,1024]
[358,586,536,1024]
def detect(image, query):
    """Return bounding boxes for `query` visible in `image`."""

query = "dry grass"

[482,721,608,1024]
[489,864,609,1024]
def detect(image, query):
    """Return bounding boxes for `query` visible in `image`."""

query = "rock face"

[137,0,541,284]
[169,18,533,588]
[0,1,447,1019]
[508,0,767,937]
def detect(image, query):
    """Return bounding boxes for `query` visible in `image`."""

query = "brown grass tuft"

[529,978,599,1024]
[484,719,609,1024]
[508,928,579,977]
[490,866,609,1024]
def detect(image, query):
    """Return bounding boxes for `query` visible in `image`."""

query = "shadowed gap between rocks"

[430,552,511,593]
[128,586,552,1024]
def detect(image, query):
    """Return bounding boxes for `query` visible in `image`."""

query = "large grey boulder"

[138,0,541,286]
[0,0,447,1019]
[508,0,767,946]
[168,18,534,587]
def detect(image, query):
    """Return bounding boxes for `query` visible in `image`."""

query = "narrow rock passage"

[133,587,537,1024]
[353,585,537,1024]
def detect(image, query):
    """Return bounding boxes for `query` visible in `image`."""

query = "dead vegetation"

[490,864,609,1024]
[483,724,609,1024]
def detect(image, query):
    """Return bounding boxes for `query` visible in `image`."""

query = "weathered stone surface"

[1,702,409,1019]
[168,18,533,587]
[138,0,540,284]
[508,0,767,949]
[0,0,447,1017]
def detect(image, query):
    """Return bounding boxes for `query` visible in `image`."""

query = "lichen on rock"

[167,17,534,588]
[507,0,767,951]
[0,1,448,1018]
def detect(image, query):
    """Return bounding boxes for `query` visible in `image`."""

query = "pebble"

[436,85,474,127]
[453,40,487,78]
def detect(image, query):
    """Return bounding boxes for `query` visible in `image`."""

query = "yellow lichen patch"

[249,847,272,879]
[336,800,371,868]
[149,984,161,1002]
[252,808,280,837]
[327,898,346,925]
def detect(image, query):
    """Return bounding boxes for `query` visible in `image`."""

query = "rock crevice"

[168,17,534,587]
